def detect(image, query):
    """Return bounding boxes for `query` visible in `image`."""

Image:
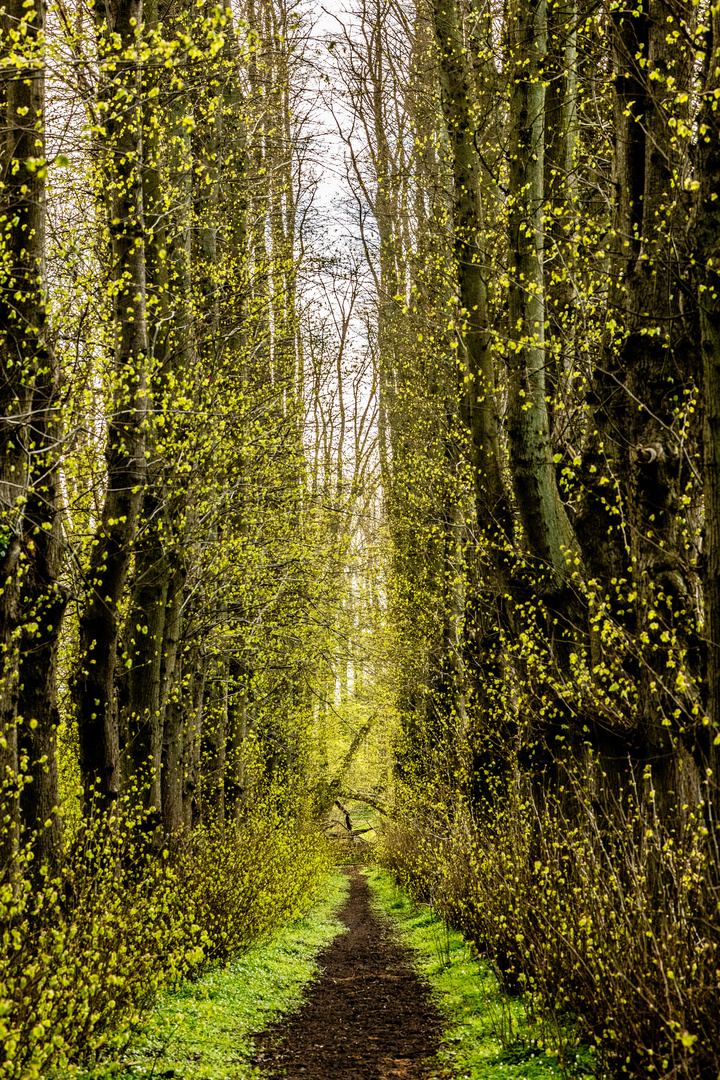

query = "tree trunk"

[183,651,207,829]
[17,337,67,869]
[696,7,720,787]
[506,0,577,588]
[543,0,579,440]
[431,0,512,546]
[575,0,701,812]
[202,659,226,827]
[0,0,62,863]
[126,534,167,818]
[225,658,249,828]
[75,0,148,810]
[160,565,185,836]
[125,0,197,828]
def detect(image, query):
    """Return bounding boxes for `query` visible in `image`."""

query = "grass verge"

[363,867,595,1080]
[102,869,350,1080]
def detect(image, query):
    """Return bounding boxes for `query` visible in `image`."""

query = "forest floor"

[252,865,444,1080]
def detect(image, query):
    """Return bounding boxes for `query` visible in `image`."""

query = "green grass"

[102,870,350,1080]
[363,867,595,1080]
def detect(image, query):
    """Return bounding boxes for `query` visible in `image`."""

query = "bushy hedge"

[0,807,333,1079]
[380,783,720,1079]
[179,824,334,962]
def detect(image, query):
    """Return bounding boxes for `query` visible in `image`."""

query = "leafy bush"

[0,805,333,1080]
[177,821,336,961]
[380,779,720,1079]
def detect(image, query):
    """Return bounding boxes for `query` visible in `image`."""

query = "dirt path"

[253,866,445,1080]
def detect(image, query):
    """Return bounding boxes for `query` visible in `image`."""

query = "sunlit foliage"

[2,0,720,1075]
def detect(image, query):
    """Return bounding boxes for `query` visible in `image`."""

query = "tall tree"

[506,0,578,586]
[574,0,701,807]
[0,0,65,863]
[75,0,149,809]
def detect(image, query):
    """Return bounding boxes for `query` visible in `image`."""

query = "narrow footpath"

[253,866,445,1080]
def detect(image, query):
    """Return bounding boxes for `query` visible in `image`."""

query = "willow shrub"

[0,805,332,1080]
[380,782,720,1079]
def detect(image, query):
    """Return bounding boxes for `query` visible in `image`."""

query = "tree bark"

[201,659,226,827]
[17,332,67,868]
[160,565,185,835]
[125,0,197,829]
[431,0,512,545]
[183,650,206,829]
[575,0,701,811]
[506,0,578,587]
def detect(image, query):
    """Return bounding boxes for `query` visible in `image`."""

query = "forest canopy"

[1,0,720,1075]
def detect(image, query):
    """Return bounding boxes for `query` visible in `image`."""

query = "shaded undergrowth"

[378,775,720,1080]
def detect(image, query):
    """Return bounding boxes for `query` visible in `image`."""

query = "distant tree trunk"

[75,0,148,811]
[126,537,167,818]
[158,566,185,834]
[17,340,67,868]
[267,0,298,409]
[183,650,207,829]
[225,658,249,827]
[202,658,226,827]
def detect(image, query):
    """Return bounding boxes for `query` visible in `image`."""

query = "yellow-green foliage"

[177,822,335,962]
[380,782,720,1079]
[0,806,333,1080]
[113,871,350,1080]
[365,867,592,1080]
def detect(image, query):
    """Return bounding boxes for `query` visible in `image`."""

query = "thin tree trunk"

[123,0,169,822]
[183,650,207,829]
[543,0,579,439]
[431,0,512,545]
[126,539,167,817]
[126,3,197,829]
[160,573,185,838]
[202,659,226,827]
[225,658,248,827]
[17,340,67,868]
